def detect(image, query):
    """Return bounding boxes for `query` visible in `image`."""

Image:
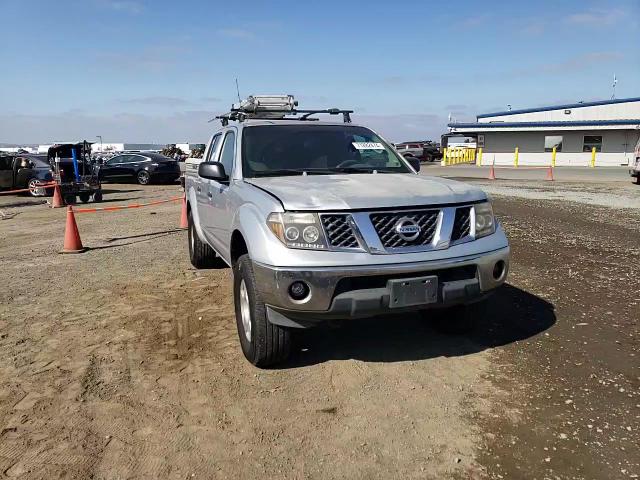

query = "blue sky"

[1,0,638,143]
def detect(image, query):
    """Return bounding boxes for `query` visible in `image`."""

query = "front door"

[0,156,14,188]
[201,130,236,258]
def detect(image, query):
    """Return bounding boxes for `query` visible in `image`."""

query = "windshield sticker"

[352,142,384,151]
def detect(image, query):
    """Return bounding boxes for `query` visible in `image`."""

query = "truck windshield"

[241,125,411,178]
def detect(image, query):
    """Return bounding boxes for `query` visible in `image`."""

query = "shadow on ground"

[282,284,555,367]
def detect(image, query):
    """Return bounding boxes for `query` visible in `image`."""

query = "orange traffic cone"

[488,165,496,180]
[60,206,86,254]
[51,184,64,208]
[179,196,188,229]
[545,166,554,181]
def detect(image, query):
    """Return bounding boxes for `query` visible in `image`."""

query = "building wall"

[481,129,640,166]
[478,100,640,123]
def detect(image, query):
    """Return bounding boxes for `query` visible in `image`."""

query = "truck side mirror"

[407,156,420,172]
[198,161,228,181]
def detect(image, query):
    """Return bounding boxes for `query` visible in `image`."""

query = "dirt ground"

[0,176,638,479]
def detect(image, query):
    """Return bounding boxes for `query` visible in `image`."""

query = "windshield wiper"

[251,169,309,177]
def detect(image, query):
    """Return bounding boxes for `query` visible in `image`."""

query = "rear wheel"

[137,170,151,185]
[634,176,640,185]
[93,190,103,202]
[188,209,217,268]
[63,194,76,205]
[79,192,91,203]
[234,254,291,367]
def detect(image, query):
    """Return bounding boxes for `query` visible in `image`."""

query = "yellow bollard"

[590,147,596,168]
[477,147,483,166]
[552,146,557,168]
[441,148,447,166]
[514,147,519,168]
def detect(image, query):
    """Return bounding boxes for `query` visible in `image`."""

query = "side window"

[206,134,222,162]
[126,155,144,163]
[107,155,125,165]
[583,135,602,152]
[0,157,12,170]
[217,131,236,175]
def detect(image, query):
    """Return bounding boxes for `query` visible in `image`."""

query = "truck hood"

[247,173,487,210]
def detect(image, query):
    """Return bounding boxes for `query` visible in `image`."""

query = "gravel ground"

[0,178,638,479]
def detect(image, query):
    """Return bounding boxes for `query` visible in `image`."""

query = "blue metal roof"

[476,97,640,119]
[449,119,640,129]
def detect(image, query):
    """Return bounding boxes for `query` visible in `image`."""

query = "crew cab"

[185,95,510,367]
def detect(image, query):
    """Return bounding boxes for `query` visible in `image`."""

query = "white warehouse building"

[447,97,640,167]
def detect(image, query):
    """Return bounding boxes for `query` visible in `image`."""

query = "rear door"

[125,154,147,177]
[195,133,222,242]
[100,155,129,180]
[0,156,13,188]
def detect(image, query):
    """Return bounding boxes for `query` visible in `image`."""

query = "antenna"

[235,78,241,102]
[611,73,617,100]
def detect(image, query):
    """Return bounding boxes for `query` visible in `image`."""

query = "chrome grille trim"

[320,214,361,250]
[451,207,472,241]
[369,210,440,249]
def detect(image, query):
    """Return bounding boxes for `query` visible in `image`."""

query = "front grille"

[321,214,359,249]
[451,207,471,241]
[370,210,439,248]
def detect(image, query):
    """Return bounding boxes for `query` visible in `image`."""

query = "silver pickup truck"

[185,96,510,367]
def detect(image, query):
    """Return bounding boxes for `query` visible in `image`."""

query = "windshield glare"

[242,125,410,178]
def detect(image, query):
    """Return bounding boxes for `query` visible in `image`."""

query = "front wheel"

[137,170,151,185]
[634,176,640,185]
[27,178,46,197]
[234,254,291,367]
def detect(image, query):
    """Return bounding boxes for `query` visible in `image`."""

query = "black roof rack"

[210,95,353,126]
[214,108,353,126]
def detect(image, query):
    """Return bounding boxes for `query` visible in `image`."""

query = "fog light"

[493,260,506,280]
[288,281,310,301]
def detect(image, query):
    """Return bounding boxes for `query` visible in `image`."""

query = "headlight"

[267,212,328,250]
[473,202,496,238]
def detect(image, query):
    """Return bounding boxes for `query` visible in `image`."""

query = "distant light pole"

[96,135,103,152]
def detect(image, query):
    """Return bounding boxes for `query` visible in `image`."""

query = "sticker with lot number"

[352,142,384,150]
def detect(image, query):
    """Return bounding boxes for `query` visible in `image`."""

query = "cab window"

[206,134,222,162]
[217,131,236,176]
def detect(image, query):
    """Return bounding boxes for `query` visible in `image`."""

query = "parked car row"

[394,141,443,162]
[0,151,181,195]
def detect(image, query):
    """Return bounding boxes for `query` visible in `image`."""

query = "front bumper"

[253,246,510,327]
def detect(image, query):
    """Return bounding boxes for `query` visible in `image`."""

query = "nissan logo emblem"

[395,217,421,241]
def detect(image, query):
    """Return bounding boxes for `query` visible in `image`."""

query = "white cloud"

[97,0,144,14]
[566,7,625,26]
[217,28,255,40]
[118,96,191,106]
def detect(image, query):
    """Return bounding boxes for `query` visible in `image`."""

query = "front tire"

[187,208,217,268]
[137,170,151,185]
[27,178,45,197]
[234,254,291,367]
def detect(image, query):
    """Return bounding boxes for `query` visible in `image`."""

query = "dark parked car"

[95,152,181,185]
[0,154,54,196]
[394,141,443,162]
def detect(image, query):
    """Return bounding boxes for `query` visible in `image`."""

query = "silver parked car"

[185,95,510,367]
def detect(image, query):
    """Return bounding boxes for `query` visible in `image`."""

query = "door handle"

[207,192,213,198]
[197,186,201,192]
